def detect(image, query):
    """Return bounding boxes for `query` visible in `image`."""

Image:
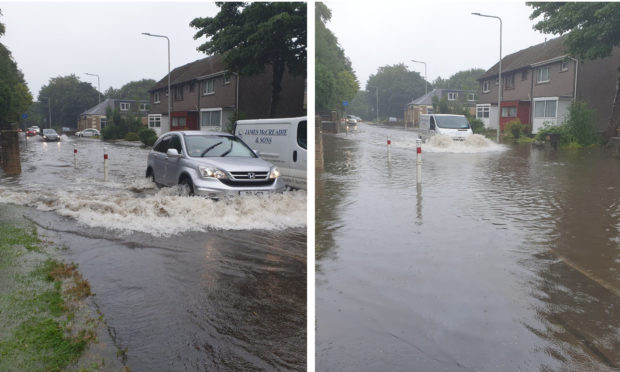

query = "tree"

[528,2,620,139]
[433,68,485,91]
[191,2,306,118]
[366,63,427,119]
[105,79,156,101]
[37,75,99,128]
[0,10,32,129]
[315,2,359,112]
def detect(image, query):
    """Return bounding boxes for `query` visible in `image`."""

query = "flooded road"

[0,134,306,371]
[316,123,619,371]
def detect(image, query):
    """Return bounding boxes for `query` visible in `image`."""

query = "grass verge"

[0,223,97,371]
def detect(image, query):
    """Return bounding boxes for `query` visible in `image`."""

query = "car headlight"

[199,166,227,179]
[269,167,280,179]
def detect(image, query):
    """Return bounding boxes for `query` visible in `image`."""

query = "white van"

[419,114,473,140]
[234,117,307,189]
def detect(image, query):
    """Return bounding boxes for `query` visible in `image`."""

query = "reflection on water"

[316,124,619,371]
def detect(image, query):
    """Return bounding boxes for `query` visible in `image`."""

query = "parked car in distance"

[76,128,100,137]
[41,128,60,142]
[146,131,285,198]
[234,117,307,190]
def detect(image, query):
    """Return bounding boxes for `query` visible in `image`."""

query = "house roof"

[80,98,147,116]
[149,54,227,91]
[407,88,475,106]
[479,35,568,80]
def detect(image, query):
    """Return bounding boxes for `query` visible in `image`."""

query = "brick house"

[78,98,150,132]
[404,89,478,127]
[477,36,620,134]
[147,54,305,135]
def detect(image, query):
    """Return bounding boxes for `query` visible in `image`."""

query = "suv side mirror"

[166,148,181,158]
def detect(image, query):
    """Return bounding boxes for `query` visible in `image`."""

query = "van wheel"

[180,177,195,196]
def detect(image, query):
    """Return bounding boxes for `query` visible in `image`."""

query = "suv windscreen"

[184,135,257,158]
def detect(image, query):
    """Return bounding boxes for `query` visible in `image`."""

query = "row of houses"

[79,54,306,134]
[404,36,618,135]
[476,35,619,134]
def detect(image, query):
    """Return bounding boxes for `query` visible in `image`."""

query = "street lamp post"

[40,96,51,128]
[472,12,502,142]
[142,32,170,129]
[368,85,379,124]
[84,73,101,104]
[410,59,427,96]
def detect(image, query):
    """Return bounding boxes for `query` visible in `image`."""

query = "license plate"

[240,191,264,196]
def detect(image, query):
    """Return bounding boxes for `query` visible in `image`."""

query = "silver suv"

[146,131,285,198]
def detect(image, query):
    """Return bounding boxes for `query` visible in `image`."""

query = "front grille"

[229,171,269,180]
[220,179,275,187]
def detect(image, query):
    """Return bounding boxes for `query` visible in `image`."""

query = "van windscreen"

[435,116,470,129]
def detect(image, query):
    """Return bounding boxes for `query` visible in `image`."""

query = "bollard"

[416,137,422,184]
[387,136,392,160]
[73,145,77,169]
[103,147,109,181]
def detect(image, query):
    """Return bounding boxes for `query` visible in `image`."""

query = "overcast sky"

[1,1,220,98]
[326,1,553,87]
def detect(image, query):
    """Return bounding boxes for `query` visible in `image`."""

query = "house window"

[448,92,458,101]
[521,70,528,81]
[467,93,476,102]
[120,102,130,111]
[534,99,557,118]
[561,61,569,71]
[100,117,107,129]
[189,82,195,92]
[495,78,499,86]
[200,109,221,127]
[537,67,550,83]
[476,105,490,119]
[504,74,515,89]
[139,103,149,111]
[203,79,215,95]
[154,92,160,104]
[501,106,517,117]
[483,81,490,93]
[224,74,231,85]
[174,86,184,101]
[172,116,186,128]
[148,115,161,128]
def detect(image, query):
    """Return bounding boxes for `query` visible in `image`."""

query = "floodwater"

[316,123,620,371]
[0,134,306,371]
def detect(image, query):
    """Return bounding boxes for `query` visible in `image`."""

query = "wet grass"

[0,223,96,371]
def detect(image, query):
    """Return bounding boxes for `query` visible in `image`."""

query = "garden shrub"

[138,127,158,147]
[124,132,140,141]
[503,119,527,140]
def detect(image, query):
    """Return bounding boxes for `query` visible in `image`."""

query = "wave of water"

[0,183,306,236]
[422,134,507,153]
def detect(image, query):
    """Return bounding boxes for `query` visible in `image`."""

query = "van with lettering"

[233,117,307,189]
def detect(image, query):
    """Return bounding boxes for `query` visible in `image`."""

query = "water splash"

[0,186,306,236]
[424,134,507,153]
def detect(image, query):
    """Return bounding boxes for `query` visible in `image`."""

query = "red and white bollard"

[73,145,77,169]
[416,137,422,184]
[103,147,109,181]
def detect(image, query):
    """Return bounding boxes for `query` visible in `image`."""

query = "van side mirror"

[166,148,181,157]
[430,122,436,130]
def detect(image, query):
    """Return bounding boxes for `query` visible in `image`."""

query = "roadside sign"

[22,113,28,119]
[343,101,348,107]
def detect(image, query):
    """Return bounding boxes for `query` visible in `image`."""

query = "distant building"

[477,35,619,133]
[405,89,478,127]
[147,54,306,135]
[78,98,149,132]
